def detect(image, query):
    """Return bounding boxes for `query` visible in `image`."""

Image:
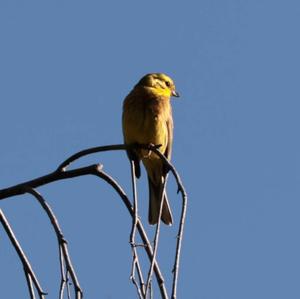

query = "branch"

[94,170,169,299]
[0,209,47,298]
[57,144,162,171]
[0,164,103,200]
[24,187,83,299]
[129,160,146,298]
[0,162,169,297]
[0,143,187,298]
[145,176,168,298]
[24,268,36,299]
[59,246,67,299]
[0,144,179,201]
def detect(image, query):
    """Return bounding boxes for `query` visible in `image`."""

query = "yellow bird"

[122,73,179,225]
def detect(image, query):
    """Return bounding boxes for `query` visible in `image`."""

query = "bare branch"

[57,144,162,171]
[129,160,146,298]
[0,144,180,201]
[66,271,72,299]
[0,160,168,296]
[24,268,36,299]
[145,176,168,298]
[24,188,83,299]
[94,170,169,299]
[143,146,188,299]
[0,209,47,298]
[131,276,144,299]
[0,143,187,298]
[59,247,66,299]
[0,164,103,201]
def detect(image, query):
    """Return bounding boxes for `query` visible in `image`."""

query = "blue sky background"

[1,1,300,298]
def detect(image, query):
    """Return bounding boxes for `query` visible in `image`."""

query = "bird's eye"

[165,81,171,87]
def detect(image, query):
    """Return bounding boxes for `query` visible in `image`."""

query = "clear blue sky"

[1,1,300,298]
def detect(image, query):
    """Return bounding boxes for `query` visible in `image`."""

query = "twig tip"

[96,164,104,171]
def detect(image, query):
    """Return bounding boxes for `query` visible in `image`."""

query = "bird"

[122,73,179,225]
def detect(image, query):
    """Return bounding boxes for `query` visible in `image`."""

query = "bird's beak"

[172,90,180,97]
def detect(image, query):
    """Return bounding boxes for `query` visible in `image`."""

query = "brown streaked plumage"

[122,73,179,225]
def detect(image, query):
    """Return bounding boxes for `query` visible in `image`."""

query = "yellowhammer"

[122,73,179,225]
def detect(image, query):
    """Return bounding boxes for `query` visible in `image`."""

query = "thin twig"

[129,160,138,254]
[66,271,72,299]
[94,170,169,299]
[145,176,168,298]
[59,246,66,299]
[57,142,186,298]
[0,161,167,296]
[171,189,187,299]
[149,280,153,299]
[24,188,83,299]
[57,144,135,171]
[0,164,103,200]
[129,160,146,298]
[24,268,36,299]
[131,276,144,299]
[57,144,162,171]
[134,145,188,299]
[130,248,146,299]
[147,146,188,299]
[136,145,188,299]
[0,209,47,299]
[0,143,186,298]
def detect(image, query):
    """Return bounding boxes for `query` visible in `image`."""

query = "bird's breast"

[122,96,170,153]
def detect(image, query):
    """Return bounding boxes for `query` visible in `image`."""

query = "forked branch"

[24,187,83,299]
[0,144,187,299]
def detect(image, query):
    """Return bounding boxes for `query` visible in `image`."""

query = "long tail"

[148,176,173,225]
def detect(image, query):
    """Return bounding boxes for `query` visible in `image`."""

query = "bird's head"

[136,73,180,98]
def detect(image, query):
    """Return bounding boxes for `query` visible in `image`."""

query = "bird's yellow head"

[136,73,180,98]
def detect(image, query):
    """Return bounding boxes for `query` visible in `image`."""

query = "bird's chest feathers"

[126,99,170,145]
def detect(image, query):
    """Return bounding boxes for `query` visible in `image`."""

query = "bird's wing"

[164,110,174,161]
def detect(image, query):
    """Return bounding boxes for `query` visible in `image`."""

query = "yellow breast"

[122,87,171,156]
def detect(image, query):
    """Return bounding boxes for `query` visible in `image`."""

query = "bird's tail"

[148,176,173,225]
